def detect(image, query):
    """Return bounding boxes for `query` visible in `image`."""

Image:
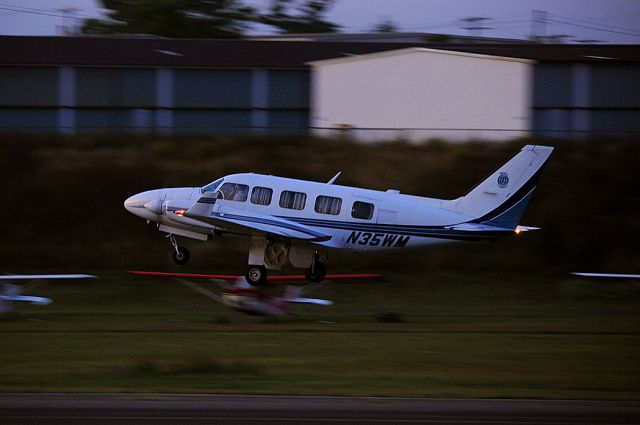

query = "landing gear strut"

[305,251,326,283]
[167,234,190,265]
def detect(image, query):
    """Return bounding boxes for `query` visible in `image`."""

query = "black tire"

[305,261,326,283]
[172,246,190,265]
[246,265,267,286]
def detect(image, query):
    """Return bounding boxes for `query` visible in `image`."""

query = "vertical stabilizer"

[449,145,553,229]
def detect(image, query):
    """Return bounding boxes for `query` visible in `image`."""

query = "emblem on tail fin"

[497,172,509,188]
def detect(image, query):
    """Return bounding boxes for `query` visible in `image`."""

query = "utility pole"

[459,17,492,38]
[531,10,547,42]
[57,7,80,36]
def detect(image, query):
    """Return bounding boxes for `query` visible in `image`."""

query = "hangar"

[0,36,638,140]
[309,47,533,142]
[0,36,418,135]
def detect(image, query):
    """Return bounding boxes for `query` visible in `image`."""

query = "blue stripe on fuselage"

[281,216,511,241]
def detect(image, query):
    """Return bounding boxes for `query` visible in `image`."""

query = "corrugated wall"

[532,62,640,136]
[0,66,309,134]
[0,60,636,138]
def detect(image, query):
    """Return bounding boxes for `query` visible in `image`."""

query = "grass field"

[0,134,638,399]
[1,271,638,400]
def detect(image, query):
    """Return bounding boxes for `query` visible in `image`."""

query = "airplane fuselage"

[125,173,509,254]
[124,145,553,284]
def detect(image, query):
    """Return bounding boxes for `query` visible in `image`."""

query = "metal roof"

[0,36,424,68]
[308,47,534,67]
[1,36,638,68]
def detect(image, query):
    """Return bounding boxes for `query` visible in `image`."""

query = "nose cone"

[124,190,164,221]
[124,193,144,213]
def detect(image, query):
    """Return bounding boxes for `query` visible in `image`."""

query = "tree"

[372,18,398,33]
[257,0,339,34]
[82,0,256,38]
[82,0,339,38]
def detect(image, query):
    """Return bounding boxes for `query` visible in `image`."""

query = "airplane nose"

[124,194,143,213]
[124,192,162,219]
[124,190,169,221]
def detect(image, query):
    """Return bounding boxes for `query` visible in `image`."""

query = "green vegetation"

[0,271,638,399]
[0,133,638,398]
[82,0,338,38]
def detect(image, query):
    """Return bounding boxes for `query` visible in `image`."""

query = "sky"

[0,0,638,43]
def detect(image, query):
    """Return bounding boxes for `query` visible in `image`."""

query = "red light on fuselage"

[175,209,186,216]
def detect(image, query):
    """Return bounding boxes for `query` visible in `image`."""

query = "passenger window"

[315,195,342,215]
[280,191,307,210]
[251,187,273,206]
[218,182,249,202]
[352,201,374,220]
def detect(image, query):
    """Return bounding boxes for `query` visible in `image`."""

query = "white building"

[309,48,534,142]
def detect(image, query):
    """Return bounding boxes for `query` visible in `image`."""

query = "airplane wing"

[183,195,331,242]
[572,272,640,279]
[290,298,333,305]
[129,270,382,282]
[0,295,52,305]
[0,274,96,280]
[0,274,95,313]
[129,271,381,316]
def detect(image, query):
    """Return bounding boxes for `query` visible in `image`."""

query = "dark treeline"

[1,133,638,276]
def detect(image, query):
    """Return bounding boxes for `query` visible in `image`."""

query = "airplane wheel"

[305,262,326,283]
[172,246,190,265]
[246,265,267,286]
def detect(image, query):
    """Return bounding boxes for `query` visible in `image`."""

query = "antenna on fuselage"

[327,172,341,185]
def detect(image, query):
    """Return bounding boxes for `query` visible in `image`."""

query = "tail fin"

[449,145,553,229]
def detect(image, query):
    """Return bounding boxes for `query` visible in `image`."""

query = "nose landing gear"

[167,234,190,265]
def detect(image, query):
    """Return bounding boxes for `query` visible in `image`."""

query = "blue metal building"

[0,36,638,138]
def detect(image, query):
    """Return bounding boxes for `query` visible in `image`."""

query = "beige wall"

[311,49,533,142]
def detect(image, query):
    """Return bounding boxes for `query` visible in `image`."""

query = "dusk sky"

[0,0,638,43]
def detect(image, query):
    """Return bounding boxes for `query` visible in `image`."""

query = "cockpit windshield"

[201,178,223,194]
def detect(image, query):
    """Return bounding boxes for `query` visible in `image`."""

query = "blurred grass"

[0,133,638,398]
[0,271,638,399]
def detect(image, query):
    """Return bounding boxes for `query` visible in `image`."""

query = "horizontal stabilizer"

[515,225,540,233]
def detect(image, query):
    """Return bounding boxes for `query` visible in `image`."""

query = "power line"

[0,3,96,20]
[546,17,640,37]
[550,13,640,35]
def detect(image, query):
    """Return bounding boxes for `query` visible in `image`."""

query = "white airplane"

[0,274,96,314]
[130,270,380,316]
[572,273,640,279]
[124,145,553,286]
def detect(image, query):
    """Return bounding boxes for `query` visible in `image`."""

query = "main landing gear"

[168,234,190,265]
[245,251,327,287]
[245,264,268,286]
[305,251,326,283]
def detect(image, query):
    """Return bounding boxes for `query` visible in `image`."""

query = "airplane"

[572,273,640,280]
[129,270,381,316]
[124,144,553,286]
[0,274,96,314]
